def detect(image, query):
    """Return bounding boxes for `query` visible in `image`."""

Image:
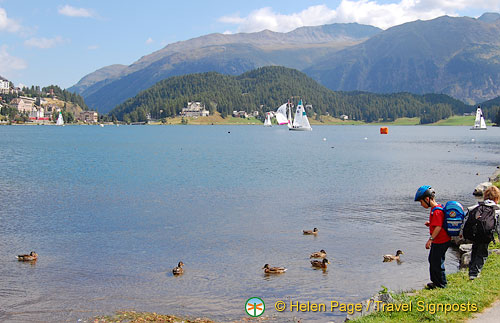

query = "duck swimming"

[172,261,184,275]
[262,264,287,274]
[310,249,327,258]
[303,228,318,235]
[383,250,404,262]
[311,258,330,269]
[17,251,38,261]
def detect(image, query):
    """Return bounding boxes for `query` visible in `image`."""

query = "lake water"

[0,125,499,322]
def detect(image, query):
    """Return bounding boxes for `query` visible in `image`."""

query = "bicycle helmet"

[414,185,435,201]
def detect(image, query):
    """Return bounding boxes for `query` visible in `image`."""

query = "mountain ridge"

[304,15,500,104]
[68,23,381,114]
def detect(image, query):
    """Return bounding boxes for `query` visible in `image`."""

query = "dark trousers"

[428,241,451,288]
[469,242,489,277]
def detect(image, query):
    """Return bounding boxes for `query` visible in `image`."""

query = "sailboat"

[275,103,289,125]
[470,106,487,130]
[264,112,272,127]
[289,100,312,131]
[56,112,64,126]
[275,100,312,131]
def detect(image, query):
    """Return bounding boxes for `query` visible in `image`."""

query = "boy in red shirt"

[415,185,451,289]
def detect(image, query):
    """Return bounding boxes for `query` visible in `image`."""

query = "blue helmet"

[415,185,435,201]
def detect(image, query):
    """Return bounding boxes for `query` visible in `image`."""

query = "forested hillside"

[109,66,474,124]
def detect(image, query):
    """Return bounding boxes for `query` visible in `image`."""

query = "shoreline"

[1,114,494,126]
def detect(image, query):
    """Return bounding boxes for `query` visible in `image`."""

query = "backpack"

[462,202,497,243]
[434,201,466,236]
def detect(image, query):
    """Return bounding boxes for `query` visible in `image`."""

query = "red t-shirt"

[429,205,451,244]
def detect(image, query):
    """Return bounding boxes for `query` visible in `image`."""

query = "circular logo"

[245,297,265,317]
[449,211,456,218]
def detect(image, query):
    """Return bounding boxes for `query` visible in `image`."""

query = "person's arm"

[496,211,500,244]
[426,226,441,249]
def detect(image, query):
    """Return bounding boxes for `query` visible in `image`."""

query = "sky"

[1,0,499,89]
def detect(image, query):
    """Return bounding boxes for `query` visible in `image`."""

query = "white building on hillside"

[0,76,10,94]
[181,101,209,117]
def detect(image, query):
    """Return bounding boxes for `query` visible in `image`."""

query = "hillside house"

[340,114,349,120]
[233,111,248,118]
[181,102,209,117]
[79,111,98,123]
[0,76,9,94]
[10,97,35,113]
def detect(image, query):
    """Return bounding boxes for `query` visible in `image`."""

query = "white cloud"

[146,37,153,44]
[219,0,500,31]
[58,5,94,18]
[87,45,99,50]
[0,45,27,76]
[24,36,65,49]
[0,7,21,32]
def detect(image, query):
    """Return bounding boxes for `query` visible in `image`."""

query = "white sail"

[287,102,292,128]
[480,111,486,129]
[56,112,64,126]
[275,103,289,125]
[471,107,487,130]
[264,112,272,127]
[290,100,312,131]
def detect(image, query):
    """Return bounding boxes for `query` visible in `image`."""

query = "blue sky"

[1,0,499,89]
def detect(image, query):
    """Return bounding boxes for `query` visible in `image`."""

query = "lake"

[0,125,498,322]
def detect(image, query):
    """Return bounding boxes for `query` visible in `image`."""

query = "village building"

[340,114,349,120]
[0,76,10,94]
[10,97,35,113]
[79,111,98,123]
[233,111,248,118]
[29,107,50,121]
[181,102,209,117]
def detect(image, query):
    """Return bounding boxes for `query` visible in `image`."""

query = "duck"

[310,249,327,258]
[303,228,318,235]
[17,251,38,261]
[262,264,287,274]
[383,250,404,262]
[311,258,330,269]
[172,261,184,275]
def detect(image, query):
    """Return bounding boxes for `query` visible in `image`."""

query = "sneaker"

[426,283,436,289]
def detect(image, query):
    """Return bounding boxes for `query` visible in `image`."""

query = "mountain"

[69,64,127,97]
[110,66,471,124]
[68,23,381,114]
[477,12,500,23]
[304,14,500,104]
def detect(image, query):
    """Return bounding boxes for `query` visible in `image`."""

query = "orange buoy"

[380,127,388,134]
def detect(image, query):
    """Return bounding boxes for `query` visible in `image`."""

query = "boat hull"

[289,127,312,131]
[470,127,487,130]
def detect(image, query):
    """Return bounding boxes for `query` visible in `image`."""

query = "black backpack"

[462,202,497,243]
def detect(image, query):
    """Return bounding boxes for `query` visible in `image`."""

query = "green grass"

[355,243,500,323]
[143,114,490,127]
[372,117,421,125]
[433,116,476,126]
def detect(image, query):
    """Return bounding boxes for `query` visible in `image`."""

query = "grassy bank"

[355,241,500,322]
